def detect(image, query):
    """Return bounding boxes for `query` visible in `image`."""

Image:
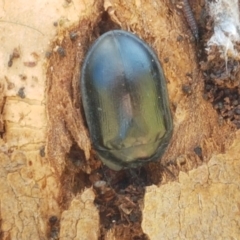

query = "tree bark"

[0,0,239,239]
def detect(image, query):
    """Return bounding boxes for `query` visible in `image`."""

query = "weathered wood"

[0,0,239,239]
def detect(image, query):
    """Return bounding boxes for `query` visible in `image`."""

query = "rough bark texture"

[143,134,240,239]
[0,0,239,240]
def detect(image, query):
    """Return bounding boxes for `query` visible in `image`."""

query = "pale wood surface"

[0,0,239,239]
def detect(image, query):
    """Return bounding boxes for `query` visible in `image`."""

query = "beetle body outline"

[81,30,173,170]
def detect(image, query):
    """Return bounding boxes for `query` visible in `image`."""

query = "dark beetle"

[81,30,173,170]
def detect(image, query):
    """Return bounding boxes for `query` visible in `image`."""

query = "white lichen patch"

[206,0,240,58]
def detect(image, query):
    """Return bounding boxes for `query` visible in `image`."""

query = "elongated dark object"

[81,30,173,170]
[183,0,199,40]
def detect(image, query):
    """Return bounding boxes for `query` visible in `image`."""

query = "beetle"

[80,30,173,170]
